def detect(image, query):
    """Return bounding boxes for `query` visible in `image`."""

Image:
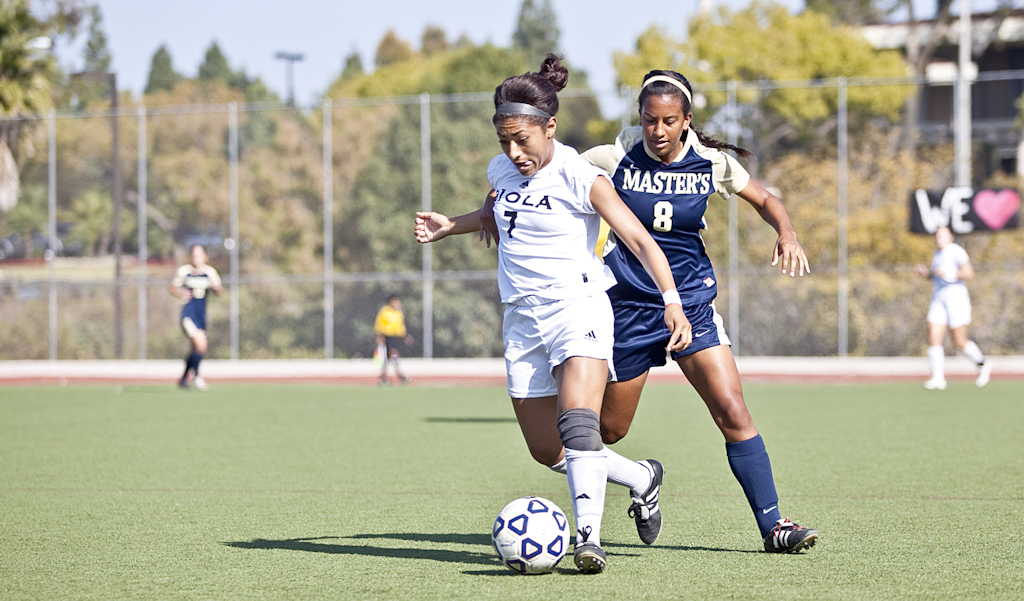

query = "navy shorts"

[611,301,730,382]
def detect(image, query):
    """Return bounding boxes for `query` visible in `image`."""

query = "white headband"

[641,75,692,103]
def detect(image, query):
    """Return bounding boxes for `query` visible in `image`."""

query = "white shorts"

[503,293,615,399]
[927,285,972,329]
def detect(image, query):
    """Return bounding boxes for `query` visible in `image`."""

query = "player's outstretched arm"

[415,210,482,244]
[478,190,499,248]
[737,179,810,277]
[590,177,692,351]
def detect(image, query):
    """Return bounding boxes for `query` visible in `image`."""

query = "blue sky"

[57,0,990,111]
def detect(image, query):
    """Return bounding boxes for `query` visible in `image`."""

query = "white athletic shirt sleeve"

[581,126,751,198]
[487,141,617,303]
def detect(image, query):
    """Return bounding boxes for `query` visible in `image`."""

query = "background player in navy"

[587,70,816,553]
[416,55,689,573]
[170,244,222,391]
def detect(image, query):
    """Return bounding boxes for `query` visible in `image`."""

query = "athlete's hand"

[772,232,810,277]
[478,190,499,248]
[664,304,691,352]
[415,212,453,243]
[914,263,930,278]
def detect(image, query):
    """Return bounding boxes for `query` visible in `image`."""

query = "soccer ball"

[491,496,568,574]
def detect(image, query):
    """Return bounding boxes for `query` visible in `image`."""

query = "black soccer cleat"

[573,526,605,573]
[573,541,606,574]
[763,517,818,553]
[627,459,664,545]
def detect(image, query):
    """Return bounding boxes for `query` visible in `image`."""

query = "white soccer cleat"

[193,376,209,392]
[976,363,992,388]
[923,378,947,390]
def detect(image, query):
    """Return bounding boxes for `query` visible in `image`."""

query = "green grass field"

[2,380,1022,600]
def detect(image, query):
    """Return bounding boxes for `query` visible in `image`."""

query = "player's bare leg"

[679,344,817,552]
[926,322,948,390]
[181,330,209,391]
[950,325,990,387]
[676,345,756,443]
[600,372,649,444]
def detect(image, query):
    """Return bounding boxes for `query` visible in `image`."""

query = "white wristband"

[662,289,681,307]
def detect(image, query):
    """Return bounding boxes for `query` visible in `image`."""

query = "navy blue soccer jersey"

[582,127,750,308]
[172,265,221,331]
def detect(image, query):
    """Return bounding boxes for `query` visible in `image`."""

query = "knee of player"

[529,447,563,467]
[557,407,603,451]
[715,396,753,430]
[600,421,630,445]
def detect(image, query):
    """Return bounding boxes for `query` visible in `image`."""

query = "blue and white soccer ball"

[491,496,568,574]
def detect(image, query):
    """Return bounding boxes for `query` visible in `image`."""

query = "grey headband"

[495,102,552,120]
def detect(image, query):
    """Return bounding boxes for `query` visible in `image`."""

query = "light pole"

[71,70,122,358]
[274,51,304,107]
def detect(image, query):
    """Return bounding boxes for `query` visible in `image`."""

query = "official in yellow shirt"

[374,296,413,386]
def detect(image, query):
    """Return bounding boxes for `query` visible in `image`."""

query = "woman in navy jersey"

[170,244,222,391]
[416,55,689,573]
[585,70,816,553]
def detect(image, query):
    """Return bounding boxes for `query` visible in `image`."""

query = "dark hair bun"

[538,53,569,92]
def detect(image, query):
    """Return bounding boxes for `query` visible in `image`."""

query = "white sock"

[604,447,653,495]
[550,449,652,496]
[928,345,945,381]
[961,340,985,366]
[564,447,607,546]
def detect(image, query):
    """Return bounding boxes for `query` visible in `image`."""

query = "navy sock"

[189,353,203,376]
[726,434,781,538]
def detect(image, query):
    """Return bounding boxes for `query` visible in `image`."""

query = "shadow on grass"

[602,540,760,554]
[222,534,499,566]
[423,417,518,424]
[223,531,753,575]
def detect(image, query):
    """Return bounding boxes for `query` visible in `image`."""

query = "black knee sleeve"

[557,408,603,452]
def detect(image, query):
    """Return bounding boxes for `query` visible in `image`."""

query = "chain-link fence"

[3,74,1024,361]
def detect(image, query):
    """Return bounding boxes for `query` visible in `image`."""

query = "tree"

[0,0,58,212]
[803,0,898,25]
[611,3,911,161]
[144,45,182,94]
[70,4,112,108]
[340,51,363,82]
[512,0,560,65]
[198,41,236,85]
[83,5,110,72]
[0,0,57,116]
[375,30,413,68]
[421,25,447,57]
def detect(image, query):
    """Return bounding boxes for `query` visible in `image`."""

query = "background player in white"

[914,225,991,389]
[415,54,689,573]
[170,244,222,391]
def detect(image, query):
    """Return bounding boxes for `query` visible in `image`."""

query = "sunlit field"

[2,381,1021,600]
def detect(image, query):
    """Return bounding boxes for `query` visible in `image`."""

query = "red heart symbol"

[973,189,1020,230]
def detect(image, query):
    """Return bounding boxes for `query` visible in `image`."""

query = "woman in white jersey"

[481,70,817,553]
[415,54,689,573]
[914,225,991,389]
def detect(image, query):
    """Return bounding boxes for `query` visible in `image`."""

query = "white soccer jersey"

[487,140,617,304]
[930,243,970,294]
